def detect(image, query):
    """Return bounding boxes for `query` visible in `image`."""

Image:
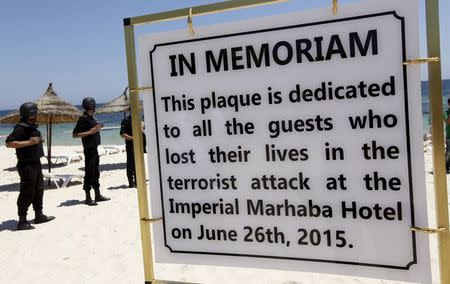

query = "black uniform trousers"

[83,147,100,191]
[126,145,136,185]
[17,160,44,217]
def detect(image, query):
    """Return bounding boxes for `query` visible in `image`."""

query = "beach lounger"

[97,146,108,156]
[99,146,118,155]
[44,152,83,165]
[54,152,83,165]
[43,171,84,189]
[42,147,83,165]
[102,145,126,154]
[116,145,126,152]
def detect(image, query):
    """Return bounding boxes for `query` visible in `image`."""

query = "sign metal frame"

[122,0,449,283]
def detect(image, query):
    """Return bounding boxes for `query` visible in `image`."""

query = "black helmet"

[19,102,38,118]
[82,97,96,110]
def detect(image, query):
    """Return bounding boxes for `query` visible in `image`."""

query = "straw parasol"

[96,86,142,117]
[0,82,81,173]
[96,86,130,116]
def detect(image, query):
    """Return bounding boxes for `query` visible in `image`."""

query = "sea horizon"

[0,105,128,146]
[1,79,449,145]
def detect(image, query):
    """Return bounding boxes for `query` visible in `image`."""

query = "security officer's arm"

[73,124,102,138]
[120,118,133,141]
[121,133,133,141]
[6,137,41,148]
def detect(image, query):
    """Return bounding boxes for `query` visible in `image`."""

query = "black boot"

[94,187,110,202]
[84,190,97,206]
[17,215,35,231]
[34,211,55,224]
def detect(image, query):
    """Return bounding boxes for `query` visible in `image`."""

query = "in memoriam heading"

[167,29,378,77]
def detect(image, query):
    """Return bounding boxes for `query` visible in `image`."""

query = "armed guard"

[6,102,55,230]
[120,111,146,188]
[73,97,110,206]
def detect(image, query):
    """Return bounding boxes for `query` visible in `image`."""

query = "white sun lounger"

[97,146,109,156]
[46,152,83,165]
[101,145,126,154]
[43,171,84,189]
[42,147,83,165]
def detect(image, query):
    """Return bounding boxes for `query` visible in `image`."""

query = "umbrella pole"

[48,115,52,174]
[46,118,51,186]
[45,122,48,184]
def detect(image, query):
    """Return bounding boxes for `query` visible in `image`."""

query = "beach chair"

[43,171,84,189]
[97,146,109,156]
[48,152,83,165]
[101,145,125,154]
[115,145,126,152]
[43,147,83,165]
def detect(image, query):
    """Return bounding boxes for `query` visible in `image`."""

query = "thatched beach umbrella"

[96,86,130,117]
[96,86,142,117]
[0,83,81,173]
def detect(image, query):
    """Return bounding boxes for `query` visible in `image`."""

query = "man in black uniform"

[120,113,135,188]
[6,102,55,230]
[73,97,110,206]
[120,112,146,188]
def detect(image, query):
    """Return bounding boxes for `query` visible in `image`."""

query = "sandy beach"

[0,143,446,284]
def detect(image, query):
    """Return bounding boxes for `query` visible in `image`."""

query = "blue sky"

[0,0,448,110]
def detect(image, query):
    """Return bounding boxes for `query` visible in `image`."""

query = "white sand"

[0,144,446,284]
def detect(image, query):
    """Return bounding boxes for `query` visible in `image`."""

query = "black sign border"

[149,11,417,270]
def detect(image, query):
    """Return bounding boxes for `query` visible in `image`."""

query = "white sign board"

[140,0,431,282]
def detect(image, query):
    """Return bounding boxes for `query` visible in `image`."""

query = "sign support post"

[123,2,286,283]
[124,23,155,283]
[426,0,450,283]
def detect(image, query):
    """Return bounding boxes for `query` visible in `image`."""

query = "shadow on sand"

[42,163,71,170]
[3,163,68,172]
[3,166,17,172]
[0,183,20,192]
[0,220,17,232]
[0,182,63,192]
[78,162,126,172]
[58,181,83,188]
[58,199,85,207]
[1,180,86,193]
[108,184,131,190]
